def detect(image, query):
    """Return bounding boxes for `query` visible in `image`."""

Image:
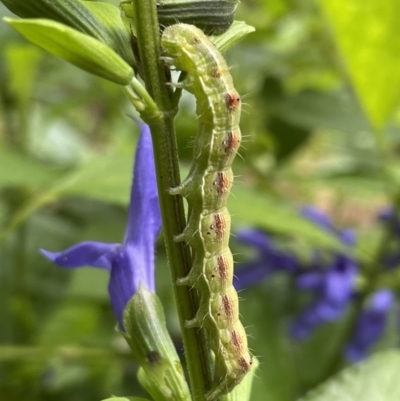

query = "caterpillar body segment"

[161,23,251,400]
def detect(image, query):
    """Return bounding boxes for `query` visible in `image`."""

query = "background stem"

[132,1,213,399]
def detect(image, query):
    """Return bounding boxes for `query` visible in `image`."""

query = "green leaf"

[5,44,42,107]
[318,1,400,130]
[1,0,134,66]
[160,0,239,35]
[4,18,134,85]
[274,90,370,134]
[38,301,101,346]
[211,21,255,54]
[240,282,299,401]
[298,350,400,401]
[123,287,192,401]
[0,150,135,242]
[2,0,110,40]
[267,115,311,162]
[0,145,65,189]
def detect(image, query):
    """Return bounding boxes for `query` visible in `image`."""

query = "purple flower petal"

[339,229,356,246]
[40,242,121,270]
[236,228,271,252]
[234,261,272,290]
[234,228,299,289]
[124,121,161,249]
[300,206,334,232]
[344,289,394,362]
[291,253,357,339]
[40,121,161,329]
[296,272,323,290]
[107,246,140,324]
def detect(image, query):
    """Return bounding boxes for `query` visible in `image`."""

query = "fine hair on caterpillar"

[161,23,252,400]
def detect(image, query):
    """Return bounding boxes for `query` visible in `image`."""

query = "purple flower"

[291,207,357,340]
[291,255,357,340]
[40,121,161,328]
[233,228,299,290]
[344,289,394,362]
[300,206,356,246]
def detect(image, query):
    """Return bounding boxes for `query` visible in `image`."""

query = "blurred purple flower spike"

[291,207,357,340]
[378,207,400,236]
[40,121,161,329]
[344,289,394,362]
[291,255,357,340]
[300,206,356,246]
[234,228,299,290]
[378,207,400,268]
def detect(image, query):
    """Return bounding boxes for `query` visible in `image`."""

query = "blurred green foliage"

[1,0,400,400]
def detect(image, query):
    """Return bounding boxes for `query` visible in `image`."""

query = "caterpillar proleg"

[161,24,251,400]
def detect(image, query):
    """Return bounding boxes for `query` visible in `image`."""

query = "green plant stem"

[132,1,213,400]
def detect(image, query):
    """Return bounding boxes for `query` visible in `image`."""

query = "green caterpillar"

[161,24,251,400]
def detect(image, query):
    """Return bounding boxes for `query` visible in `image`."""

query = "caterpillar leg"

[184,301,210,328]
[169,182,190,197]
[169,170,199,198]
[176,268,202,287]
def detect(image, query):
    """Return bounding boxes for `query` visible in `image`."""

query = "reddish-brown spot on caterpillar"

[238,356,252,373]
[222,294,234,319]
[214,213,227,239]
[225,92,241,112]
[224,131,241,155]
[231,330,243,351]
[215,171,229,195]
[217,255,229,280]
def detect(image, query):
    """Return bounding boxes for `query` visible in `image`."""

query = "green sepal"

[4,18,134,85]
[211,21,255,54]
[220,356,259,401]
[137,367,173,401]
[1,0,135,67]
[123,286,192,401]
